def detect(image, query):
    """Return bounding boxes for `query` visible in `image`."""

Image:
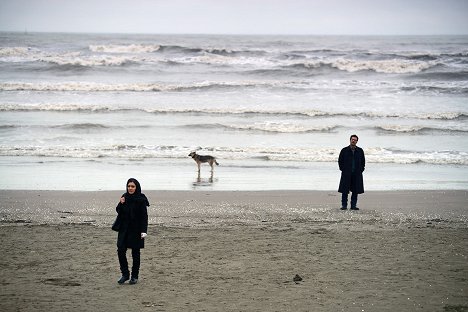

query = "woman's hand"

[141,233,147,239]
[120,196,125,204]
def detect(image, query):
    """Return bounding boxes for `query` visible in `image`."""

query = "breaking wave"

[1,45,449,74]
[0,47,34,56]
[375,125,468,133]
[2,80,467,95]
[184,122,339,133]
[89,44,161,53]
[284,59,439,74]
[1,103,466,121]
[0,81,274,92]
[0,145,466,166]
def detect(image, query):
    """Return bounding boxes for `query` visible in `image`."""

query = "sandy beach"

[0,190,467,311]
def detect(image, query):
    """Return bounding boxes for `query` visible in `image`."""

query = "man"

[338,134,365,210]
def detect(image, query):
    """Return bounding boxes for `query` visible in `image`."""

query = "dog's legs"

[197,162,201,172]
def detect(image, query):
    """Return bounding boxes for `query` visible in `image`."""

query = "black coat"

[116,195,148,249]
[338,146,365,194]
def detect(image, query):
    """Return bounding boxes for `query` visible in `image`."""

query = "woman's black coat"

[338,146,365,194]
[116,194,148,249]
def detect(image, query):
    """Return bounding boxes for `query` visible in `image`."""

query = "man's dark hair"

[350,134,359,141]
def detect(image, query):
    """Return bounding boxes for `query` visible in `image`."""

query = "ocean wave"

[226,123,338,133]
[1,145,466,165]
[0,125,17,129]
[243,68,291,76]
[39,54,137,67]
[0,103,113,112]
[0,81,166,92]
[0,48,140,67]
[0,47,33,57]
[400,84,468,95]
[165,54,437,72]
[4,119,465,134]
[165,53,276,67]
[364,51,468,61]
[51,123,110,130]
[403,54,439,61]
[149,45,217,54]
[186,122,467,134]
[157,44,266,56]
[0,81,272,92]
[365,148,468,165]
[285,59,439,74]
[408,71,468,81]
[1,102,467,121]
[412,112,468,120]
[375,125,468,133]
[87,43,265,57]
[286,49,468,60]
[203,48,241,56]
[3,80,467,95]
[0,51,462,78]
[0,123,152,131]
[185,122,338,133]
[2,43,465,73]
[0,123,112,130]
[185,122,467,134]
[89,44,161,53]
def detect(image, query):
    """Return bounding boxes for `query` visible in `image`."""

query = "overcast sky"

[0,0,467,35]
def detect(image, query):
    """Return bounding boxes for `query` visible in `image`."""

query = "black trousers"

[341,173,358,208]
[117,247,141,278]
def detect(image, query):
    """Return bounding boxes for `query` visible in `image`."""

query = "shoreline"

[1,157,467,191]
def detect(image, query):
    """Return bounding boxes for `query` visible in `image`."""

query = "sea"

[0,32,467,191]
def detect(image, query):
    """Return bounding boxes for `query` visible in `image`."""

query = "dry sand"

[0,190,467,312]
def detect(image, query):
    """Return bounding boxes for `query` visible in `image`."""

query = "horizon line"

[1,30,468,37]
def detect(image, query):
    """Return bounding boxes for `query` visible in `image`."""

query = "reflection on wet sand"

[192,171,217,189]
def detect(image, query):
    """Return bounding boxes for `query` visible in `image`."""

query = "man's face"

[350,136,358,147]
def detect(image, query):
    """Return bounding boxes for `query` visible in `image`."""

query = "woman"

[115,178,149,285]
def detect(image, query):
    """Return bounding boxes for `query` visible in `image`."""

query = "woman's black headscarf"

[124,178,150,206]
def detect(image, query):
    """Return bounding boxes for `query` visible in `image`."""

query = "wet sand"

[0,190,467,311]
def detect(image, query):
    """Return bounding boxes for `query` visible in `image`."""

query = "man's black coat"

[338,146,365,194]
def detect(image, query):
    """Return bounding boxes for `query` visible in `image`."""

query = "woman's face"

[127,182,137,194]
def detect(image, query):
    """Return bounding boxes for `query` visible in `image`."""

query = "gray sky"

[0,0,467,35]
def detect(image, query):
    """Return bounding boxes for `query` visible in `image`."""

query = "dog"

[188,151,219,172]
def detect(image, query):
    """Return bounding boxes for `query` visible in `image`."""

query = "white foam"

[39,53,136,66]
[0,100,465,122]
[0,48,144,66]
[89,44,161,53]
[366,147,468,165]
[0,80,278,92]
[226,122,336,133]
[0,145,466,165]
[0,47,31,56]
[0,82,167,92]
[379,124,468,133]
[296,58,437,74]
[0,44,455,76]
[171,54,276,67]
[378,125,425,132]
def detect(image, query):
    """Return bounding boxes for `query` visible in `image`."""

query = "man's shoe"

[350,207,360,210]
[340,206,347,210]
[129,277,138,285]
[117,275,129,284]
